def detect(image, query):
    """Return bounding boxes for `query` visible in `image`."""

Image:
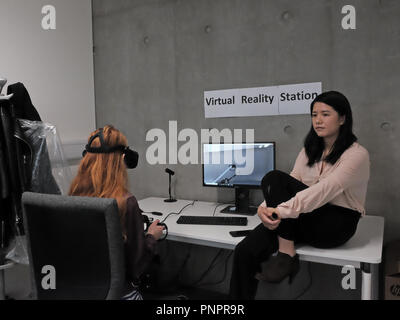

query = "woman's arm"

[125,196,158,281]
[277,147,370,219]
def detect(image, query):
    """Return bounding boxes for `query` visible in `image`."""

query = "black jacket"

[7,82,41,121]
[0,83,59,253]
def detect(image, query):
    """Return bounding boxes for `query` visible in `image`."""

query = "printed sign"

[204,82,321,118]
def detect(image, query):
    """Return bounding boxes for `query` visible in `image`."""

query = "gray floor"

[2,236,370,300]
[4,263,32,300]
[2,236,32,300]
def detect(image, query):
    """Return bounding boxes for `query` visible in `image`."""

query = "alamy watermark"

[145,121,255,175]
[341,5,356,30]
[41,5,56,30]
[41,265,56,290]
[341,265,356,290]
[40,5,354,31]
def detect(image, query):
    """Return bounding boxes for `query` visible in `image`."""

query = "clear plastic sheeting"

[5,120,72,265]
[5,234,28,265]
[17,119,72,196]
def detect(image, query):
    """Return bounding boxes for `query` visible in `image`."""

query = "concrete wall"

[0,0,95,158]
[92,0,400,299]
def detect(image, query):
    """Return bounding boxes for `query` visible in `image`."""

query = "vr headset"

[82,128,139,169]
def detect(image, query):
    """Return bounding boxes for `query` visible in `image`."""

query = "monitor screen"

[202,142,275,188]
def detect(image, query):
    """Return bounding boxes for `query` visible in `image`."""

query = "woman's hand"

[147,219,165,240]
[257,206,281,230]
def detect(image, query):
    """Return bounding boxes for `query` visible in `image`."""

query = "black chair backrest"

[21,192,125,300]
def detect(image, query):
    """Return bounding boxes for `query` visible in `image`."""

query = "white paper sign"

[204,82,322,118]
[278,82,322,115]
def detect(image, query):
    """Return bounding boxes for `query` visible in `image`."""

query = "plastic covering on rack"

[17,119,72,195]
[5,119,72,265]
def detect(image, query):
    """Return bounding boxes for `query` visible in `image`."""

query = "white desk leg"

[372,264,379,300]
[361,263,372,300]
[0,270,5,300]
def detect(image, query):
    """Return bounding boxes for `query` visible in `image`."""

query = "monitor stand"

[220,187,257,216]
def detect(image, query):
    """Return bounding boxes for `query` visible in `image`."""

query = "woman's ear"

[339,115,346,126]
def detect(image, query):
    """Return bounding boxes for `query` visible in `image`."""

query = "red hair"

[69,125,129,235]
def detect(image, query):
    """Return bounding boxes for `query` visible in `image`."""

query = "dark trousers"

[229,170,361,300]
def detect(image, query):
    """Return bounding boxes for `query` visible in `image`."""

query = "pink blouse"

[261,143,370,219]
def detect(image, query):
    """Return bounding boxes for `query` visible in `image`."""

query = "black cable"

[212,203,226,216]
[197,251,234,287]
[212,200,235,216]
[147,244,192,295]
[161,200,196,223]
[168,201,234,287]
[173,245,192,286]
[157,200,234,289]
[159,236,170,264]
[188,249,225,287]
[293,261,312,300]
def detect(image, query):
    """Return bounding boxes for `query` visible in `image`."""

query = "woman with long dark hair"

[69,125,164,300]
[229,91,370,299]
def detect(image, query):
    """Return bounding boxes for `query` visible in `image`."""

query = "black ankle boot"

[255,252,300,284]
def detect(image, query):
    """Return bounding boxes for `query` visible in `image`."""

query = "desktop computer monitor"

[202,142,275,215]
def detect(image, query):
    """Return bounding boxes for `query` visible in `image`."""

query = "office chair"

[21,192,125,300]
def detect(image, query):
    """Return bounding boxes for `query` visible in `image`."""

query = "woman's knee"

[261,170,287,189]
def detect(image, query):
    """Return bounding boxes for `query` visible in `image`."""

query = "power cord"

[146,201,197,241]
[212,204,226,216]
[161,200,196,224]
[212,200,235,216]
[172,245,193,287]
[196,251,234,287]
[187,249,225,287]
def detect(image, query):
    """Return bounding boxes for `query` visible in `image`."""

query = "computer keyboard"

[176,215,248,226]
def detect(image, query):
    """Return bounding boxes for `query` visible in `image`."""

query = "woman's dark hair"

[304,91,357,166]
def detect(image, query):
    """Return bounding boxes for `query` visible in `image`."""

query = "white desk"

[139,198,259,250]
[138,197,384,300]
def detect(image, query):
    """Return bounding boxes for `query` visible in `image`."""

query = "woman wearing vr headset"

[69,125,164,300]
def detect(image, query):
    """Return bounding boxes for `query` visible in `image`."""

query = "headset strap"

[85,129,127,154]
